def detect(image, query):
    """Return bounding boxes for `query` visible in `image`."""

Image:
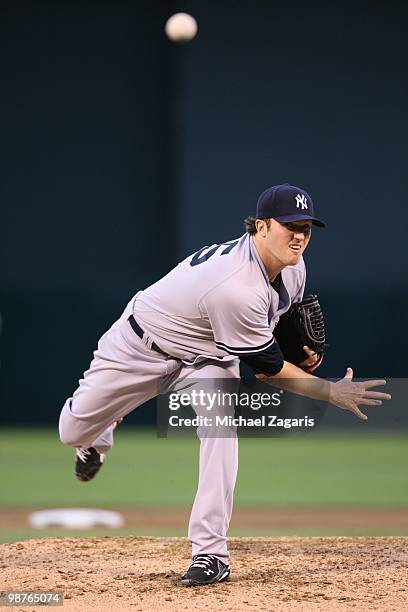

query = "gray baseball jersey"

[133,232,306,364]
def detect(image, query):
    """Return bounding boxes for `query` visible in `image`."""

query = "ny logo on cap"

[295,194,308,210]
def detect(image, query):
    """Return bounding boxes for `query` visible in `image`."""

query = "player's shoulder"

[198,234,269,310]
[184,233,250,276]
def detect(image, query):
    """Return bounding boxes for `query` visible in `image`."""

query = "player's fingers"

[305,356,318,365]
[364,379,387,389]
[302,346,316,357]
[350,405,368,420]
[364,391,392,400]
[358,398,382,406]
[345,367,353,380]
[300,355,319,367]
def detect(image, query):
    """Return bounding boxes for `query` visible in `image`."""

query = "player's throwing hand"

[329,368,391,420]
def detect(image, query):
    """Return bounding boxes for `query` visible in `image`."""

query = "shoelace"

[190,555,217,568]
[76,448,92,463]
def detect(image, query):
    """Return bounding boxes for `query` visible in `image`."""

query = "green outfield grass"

[1,428,407,507]
[0,428,407,542]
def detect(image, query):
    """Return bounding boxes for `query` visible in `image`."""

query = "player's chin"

[286,248,302,264]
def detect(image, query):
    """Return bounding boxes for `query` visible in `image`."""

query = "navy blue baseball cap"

[256,183,326,227]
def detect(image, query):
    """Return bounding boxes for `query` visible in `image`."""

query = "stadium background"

[1,0,407,542]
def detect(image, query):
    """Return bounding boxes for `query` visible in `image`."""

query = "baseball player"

[59,183,390,586]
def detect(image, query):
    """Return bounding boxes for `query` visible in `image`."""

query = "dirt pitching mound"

[1,537,407,611]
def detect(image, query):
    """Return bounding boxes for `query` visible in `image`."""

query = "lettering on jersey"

[295,194,308,210]
[190,240,239,267]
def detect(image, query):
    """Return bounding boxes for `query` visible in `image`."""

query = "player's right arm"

[257,361,391,421]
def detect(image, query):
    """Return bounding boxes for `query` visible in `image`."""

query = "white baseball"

[165,13,198,43]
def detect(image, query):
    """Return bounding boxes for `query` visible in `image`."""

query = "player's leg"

[59,300,180,479]
[164,359,240,585]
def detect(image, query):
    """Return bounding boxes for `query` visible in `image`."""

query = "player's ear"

[255,219,268,237]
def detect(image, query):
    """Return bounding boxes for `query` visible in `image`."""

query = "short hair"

[243,216,271,235]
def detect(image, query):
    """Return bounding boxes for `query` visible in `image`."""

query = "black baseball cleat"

[75,447,105,482]
[181,555,230,586]
[74,419,122,482]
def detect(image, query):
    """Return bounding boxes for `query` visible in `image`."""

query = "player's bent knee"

[58,421,93,448]
[58,399,86,447]
[59,428,77,447]
[58,418,82,447]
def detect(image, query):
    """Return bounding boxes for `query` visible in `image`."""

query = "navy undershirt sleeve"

[238,339,284,376]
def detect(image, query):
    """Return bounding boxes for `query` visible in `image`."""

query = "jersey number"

[190,240,239,267]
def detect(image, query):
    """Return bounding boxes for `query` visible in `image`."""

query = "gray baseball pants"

[59,299,239,563]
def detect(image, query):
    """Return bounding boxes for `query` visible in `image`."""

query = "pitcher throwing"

[59,183,391,586]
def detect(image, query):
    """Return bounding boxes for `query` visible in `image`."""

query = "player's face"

[266,219,312,266]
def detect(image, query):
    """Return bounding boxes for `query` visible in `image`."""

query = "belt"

[128,315,168,357]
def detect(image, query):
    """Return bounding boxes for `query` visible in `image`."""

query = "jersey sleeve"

[201,280,274,355]
[239,342,284,375]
